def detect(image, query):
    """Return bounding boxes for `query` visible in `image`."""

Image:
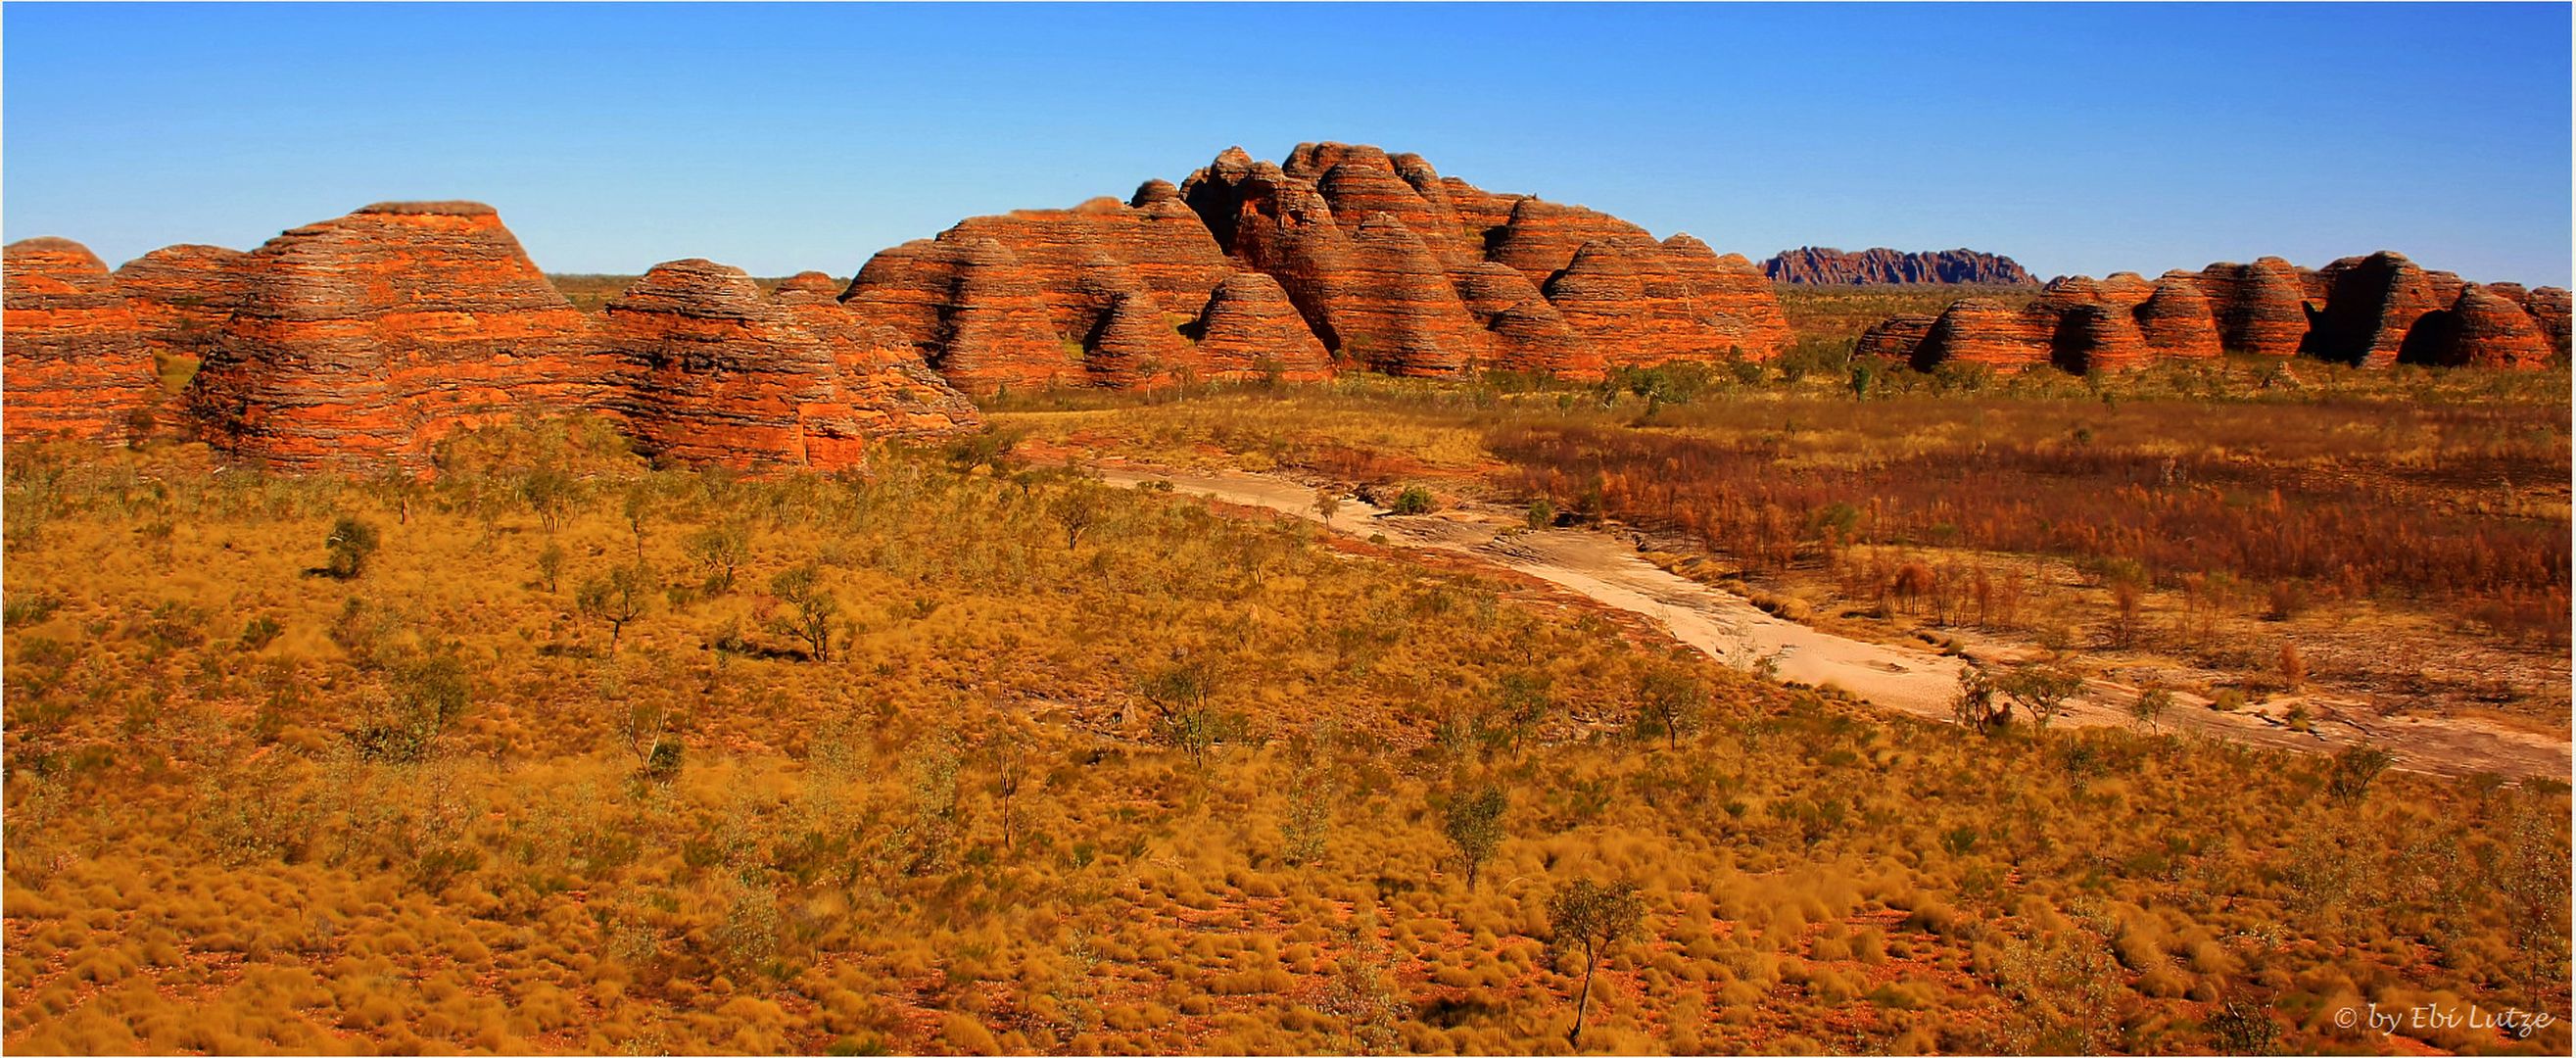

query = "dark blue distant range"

[1764,247,2036,286]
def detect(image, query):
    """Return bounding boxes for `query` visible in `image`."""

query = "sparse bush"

[1998,664,2085,728]
[323,516,381,579]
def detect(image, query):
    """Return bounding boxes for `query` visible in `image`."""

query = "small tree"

[1999,664,2086,728]
[2129,682,2174,735]
[1953,665,2008,730]
[990,718,1027,854]
[324,516,381,580]
[2325,745,2395,804]
[769,562,839,662]
[1312,489,1343,529]
[1549,877,1646,1045]
[686,520,749,595]
[577,563,651,651]
[1525,498,1556,531]
[1053,482,1109,551]
[1495,670,1551,757]
[1139,658,1238,772]
[1441,786,1507,890]
[1634,665,1702,751]
[536,542,565,594]
[520,467,576,532]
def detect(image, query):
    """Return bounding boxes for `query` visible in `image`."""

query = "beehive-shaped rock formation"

[607,259,978,469]
[1911,299,2054,372]
[1160,142,1793,378]
[2,238,160,442]
[114,244,250,369]
[770,288,982,459]
[2300,251,2447,367]
[2136,271,2223,361]
[181,202,614,470]
[1189,272,1333,381]
[2196,258,2311,357]
[1855,315,1937,362]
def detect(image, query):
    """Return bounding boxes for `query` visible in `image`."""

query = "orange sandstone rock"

[2,237,159,442]
[182,202,613,470]
[2135,271,2224,361]
[1189,272,1332,382]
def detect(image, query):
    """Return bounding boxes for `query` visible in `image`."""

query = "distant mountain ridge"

[1766,247,2036,286]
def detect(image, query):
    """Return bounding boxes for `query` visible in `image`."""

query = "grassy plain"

[3,407,2569,1054]
[993,351,2573,741]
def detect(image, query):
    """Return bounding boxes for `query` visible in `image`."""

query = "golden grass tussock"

[2,411,2568,1054]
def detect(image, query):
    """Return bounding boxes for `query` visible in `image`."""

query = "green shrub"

[1389,487,1435,515]
[323,516,381,579]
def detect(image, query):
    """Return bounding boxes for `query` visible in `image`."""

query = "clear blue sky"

[6,2,2568,284]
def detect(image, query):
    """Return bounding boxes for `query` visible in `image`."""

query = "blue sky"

[6,2,2568,283]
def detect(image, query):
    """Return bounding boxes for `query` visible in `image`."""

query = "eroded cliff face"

[2,237,161,443]
[843,141,1796,390]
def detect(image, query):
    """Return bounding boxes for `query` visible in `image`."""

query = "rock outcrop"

[2487,283,2571,357]
[2300,252,2447,368]
[837,198,1236,394]
[1189,272,1333,381]
[2397,285,2556,370]
[1764,247,2036,286]
[1854,314,1937,362]
[605,259,978,468]
[114,244,250,368]
[842,141,1792,388]
[1910,299,2054,372]
[2196,257,2310,357]
[1883,248,2564,375]
[29,203,972,471]
[180,202,615,470]
[2135,271,2224,362]
[2,237,160,442]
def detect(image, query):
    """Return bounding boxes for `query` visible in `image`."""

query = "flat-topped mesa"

[2,237,160,443]
[2300,251,2446,367]
[1764,247,2037,286]
[1188,273,1333,382]
[115,244,251,370]
[2198,257,2310,357]
[183,201,612,470]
